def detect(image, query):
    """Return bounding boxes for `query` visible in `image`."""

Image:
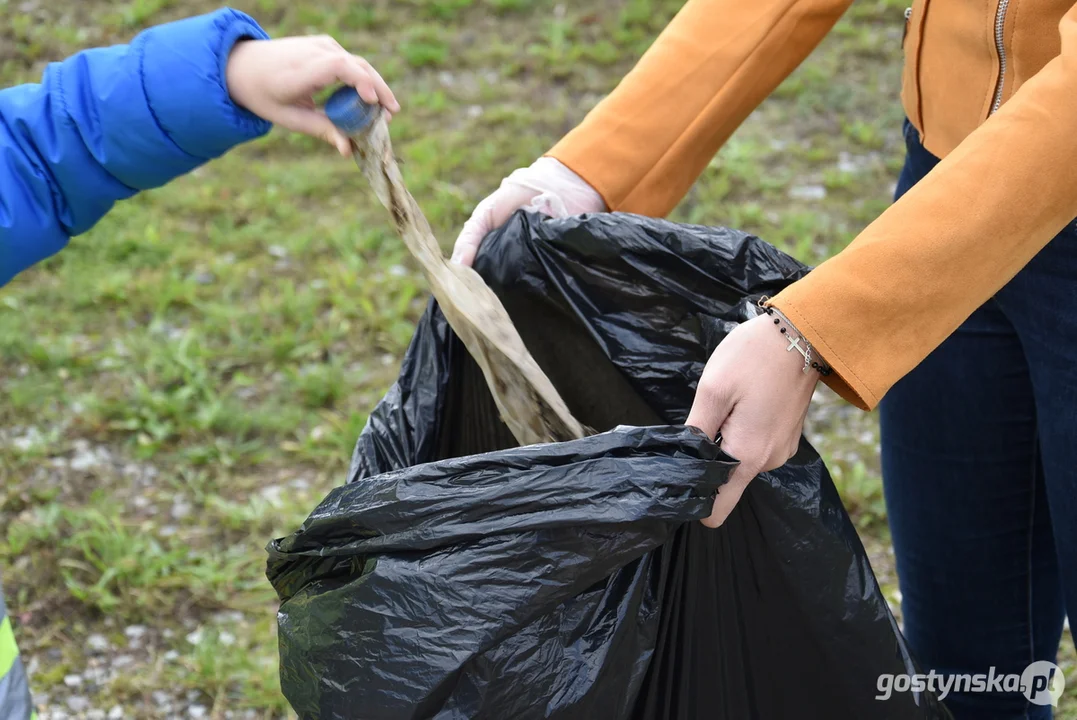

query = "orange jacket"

[547,0,1077,410]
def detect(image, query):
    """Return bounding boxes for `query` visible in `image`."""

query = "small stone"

[388,264,408,277]
[193,271,215,285]
[189,706,208,719]
[171,499,192,520]
[151,690,170,706]
[67,695,90,712]
[164,650,179,661]
[124,625,147,641]
[186,629,203,645]
[11,427,42,451]
[63,673,83,687]
[85,665,108,685]
[87,710,107,720]
[466,105,483,119]
[788,184,827,201]
[113,654,135,668]
[70,443,109,471]
[218,631,236,646]
[268,245,288,258]
[837,152,861,173]
[108,705,125,719]
[212,610,245,625]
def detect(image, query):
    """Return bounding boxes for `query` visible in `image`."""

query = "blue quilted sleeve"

[0,8,272,286]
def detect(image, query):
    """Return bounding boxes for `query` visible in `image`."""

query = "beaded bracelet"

[756,298,832,377]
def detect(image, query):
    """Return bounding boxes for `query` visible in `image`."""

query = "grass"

[2,0,1074,716]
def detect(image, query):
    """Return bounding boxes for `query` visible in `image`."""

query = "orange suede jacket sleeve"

[548,0,1077,410]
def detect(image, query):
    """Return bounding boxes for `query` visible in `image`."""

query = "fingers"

[451,197,496,266]
[320,51,400,113]
[701,463,753,528]
[451,181,538,265]
[363,62,400,115]
[272,105,353,156]
[701,420,800,528]
[451,160,601,266]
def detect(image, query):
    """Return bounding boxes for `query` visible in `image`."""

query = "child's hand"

[225,36,400,156]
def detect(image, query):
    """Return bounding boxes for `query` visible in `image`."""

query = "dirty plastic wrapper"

[266,211,949,720]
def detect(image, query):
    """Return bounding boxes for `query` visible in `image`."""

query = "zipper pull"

[903,6,913,43]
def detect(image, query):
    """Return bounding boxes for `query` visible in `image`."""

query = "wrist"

[758,299,831,379]
[224,39,256,109]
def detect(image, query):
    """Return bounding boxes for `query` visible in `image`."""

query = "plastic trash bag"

[267,211,949,720]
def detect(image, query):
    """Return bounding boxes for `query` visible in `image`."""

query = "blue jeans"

[880,120,1077,719]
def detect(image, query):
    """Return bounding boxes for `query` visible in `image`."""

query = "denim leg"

[880,298,1064,720]
[998,219,1077,653]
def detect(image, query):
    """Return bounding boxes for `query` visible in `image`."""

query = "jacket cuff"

[766,293,876,411]
[140,8,272,159]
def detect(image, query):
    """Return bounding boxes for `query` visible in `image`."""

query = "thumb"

[272,105,353,156]
[685,373,734,442]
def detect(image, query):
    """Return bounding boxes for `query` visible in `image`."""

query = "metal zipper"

[990,0,1011,113]
[903,7,912,43]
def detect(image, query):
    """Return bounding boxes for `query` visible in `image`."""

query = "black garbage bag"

[267,211,948,720]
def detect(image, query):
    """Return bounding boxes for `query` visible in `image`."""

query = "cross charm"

[786,335,807,359]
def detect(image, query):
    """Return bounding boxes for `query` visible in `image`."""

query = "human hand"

[451,157,606,266]
[225,36,400,156]
[685,313,821,528]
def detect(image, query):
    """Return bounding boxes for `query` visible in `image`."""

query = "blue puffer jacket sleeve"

[0,8,272,287]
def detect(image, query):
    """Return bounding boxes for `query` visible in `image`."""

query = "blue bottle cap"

[325,86,379,136]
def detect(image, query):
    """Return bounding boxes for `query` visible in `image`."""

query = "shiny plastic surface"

[267,211,949,720]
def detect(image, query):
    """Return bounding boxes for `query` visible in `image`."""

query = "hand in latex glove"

[226,36,400,157]
[685,313,821,528]
[451,157,607,267]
